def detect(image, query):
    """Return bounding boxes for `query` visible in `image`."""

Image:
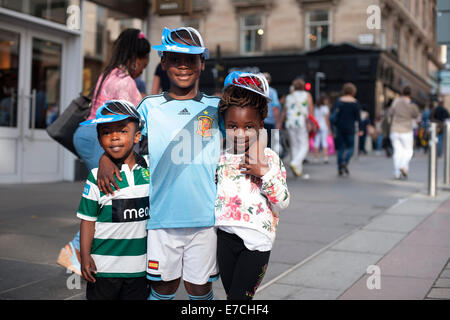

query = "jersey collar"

[112,152,148,171]
[164,91,203,103]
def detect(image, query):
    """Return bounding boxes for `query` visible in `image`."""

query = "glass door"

[21,30,65,183]
[0,22,65,183]
[0,24,24,183]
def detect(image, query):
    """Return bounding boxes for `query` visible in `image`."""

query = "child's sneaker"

[57,242,81,276]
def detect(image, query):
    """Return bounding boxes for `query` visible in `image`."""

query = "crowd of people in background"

[261,77,449,180]
[142,64,450,181]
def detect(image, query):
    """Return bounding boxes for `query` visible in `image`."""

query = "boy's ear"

[201,57,205,71]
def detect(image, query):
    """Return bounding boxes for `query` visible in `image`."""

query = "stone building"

[148,0,443,118]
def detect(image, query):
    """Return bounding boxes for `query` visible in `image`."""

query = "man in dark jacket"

[431,98,449,157]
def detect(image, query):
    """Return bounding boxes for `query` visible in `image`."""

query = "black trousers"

[264,123,276,148]
[86,276,149,300]
[217,229,270,300]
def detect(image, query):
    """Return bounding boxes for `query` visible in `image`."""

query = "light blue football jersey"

[137,92,221,229]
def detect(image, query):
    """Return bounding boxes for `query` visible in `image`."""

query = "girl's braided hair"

[219,85,268,121]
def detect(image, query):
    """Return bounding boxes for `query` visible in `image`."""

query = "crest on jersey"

[197,113,213,137]
[141,168,150,183]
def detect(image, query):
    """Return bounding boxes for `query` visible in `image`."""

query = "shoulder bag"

[46,91,93,157]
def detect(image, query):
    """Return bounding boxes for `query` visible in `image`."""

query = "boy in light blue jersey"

[97,27,220,300]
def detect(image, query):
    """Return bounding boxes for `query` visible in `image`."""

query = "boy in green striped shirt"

[76,100,150,300]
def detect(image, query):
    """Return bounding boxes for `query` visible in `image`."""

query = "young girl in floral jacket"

[215,72,290,300]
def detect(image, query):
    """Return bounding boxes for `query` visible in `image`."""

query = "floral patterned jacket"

[215,148,290,244]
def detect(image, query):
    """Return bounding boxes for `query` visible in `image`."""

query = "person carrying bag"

[46,91,93,157]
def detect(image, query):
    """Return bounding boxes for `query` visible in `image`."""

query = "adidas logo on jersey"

[178,108,190,115]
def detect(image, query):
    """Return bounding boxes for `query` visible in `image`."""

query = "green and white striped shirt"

[77,154,150,278]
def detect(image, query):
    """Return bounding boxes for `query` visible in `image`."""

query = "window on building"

[393,25,400,54]
[240,15,264,54]
[423,50,428,76]
[0,0,81,26]
[422,0,427,29]
[306,10,330,50]
[414,44,419,73]
[82,1,144,95]
[403,0,410,12]
[403,34,410,67]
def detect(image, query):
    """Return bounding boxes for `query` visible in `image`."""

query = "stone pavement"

[0,152,449,300]
[426,259,450,299]
[253,153,450,300]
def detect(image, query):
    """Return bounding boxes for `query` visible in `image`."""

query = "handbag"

[327,134,336,155]
[46,93,92,157]
[306,114,320,138]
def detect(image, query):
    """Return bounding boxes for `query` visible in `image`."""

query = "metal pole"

[444,121,450,185]
[353,121,359,161]
[428,123,438,197]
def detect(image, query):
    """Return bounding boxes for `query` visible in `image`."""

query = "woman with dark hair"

[332,82,361,176]
[57,28,150,276]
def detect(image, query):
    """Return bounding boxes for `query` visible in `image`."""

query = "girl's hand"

[239,129,269,178]
[81,255,97,283]
[97,153,121,195]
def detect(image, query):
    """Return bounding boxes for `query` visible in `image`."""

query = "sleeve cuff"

[77,213,97,222]
[261,168,278,185]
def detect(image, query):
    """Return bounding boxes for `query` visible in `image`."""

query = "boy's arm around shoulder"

[97,154,122,195]
[261,149,290,212]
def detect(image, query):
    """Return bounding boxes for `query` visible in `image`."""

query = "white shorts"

[146,227,219,285]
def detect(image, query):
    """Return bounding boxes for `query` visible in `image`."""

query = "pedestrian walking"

[76,100,149,300]
[331,82,361,176]
[431,97,449,157]
[313,94,331,163]
[215,71,290,300]
[57,28,150,276]
[358,109,371,155]
[97,27,220,301]
[262,72,281,152]
[381,99,394,157]
[389,86,420,180]
[284,78,314,179]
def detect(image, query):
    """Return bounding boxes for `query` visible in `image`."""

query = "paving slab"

[433,278,450,288]
[376,245,450,279]
[426,288,450,299]
[339,275,434,300]
[276,250,382,291]
[440,270,450,279]
[330,230,406,255]
[363,214,426,233]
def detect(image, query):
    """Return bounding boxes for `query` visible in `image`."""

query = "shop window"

[240,14,264,55]
[0,0,80,26]
[305,10,330,50]
[0,29,19,128]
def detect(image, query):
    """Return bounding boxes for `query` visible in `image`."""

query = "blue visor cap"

[80,100,143,127]
[153,27,209,59]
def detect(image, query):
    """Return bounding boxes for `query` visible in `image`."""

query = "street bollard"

[428,123,438,197]
[444,121,450,186]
